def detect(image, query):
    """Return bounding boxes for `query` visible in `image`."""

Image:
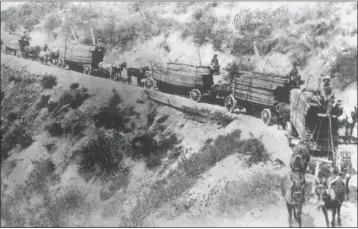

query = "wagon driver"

[320,75,335,115]
[210,54,220,74]
[288,61,302,88]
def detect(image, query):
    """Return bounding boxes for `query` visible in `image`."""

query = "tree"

[44,13,63,32]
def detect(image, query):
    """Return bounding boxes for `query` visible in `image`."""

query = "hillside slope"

[0,54,295,227]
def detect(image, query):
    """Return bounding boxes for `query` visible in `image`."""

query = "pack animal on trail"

[127,66,150,86]
[290,142,311,177]
[38,46,51,65]
[281,172,306,228]
[24,45,41,60]
[50,49,60,66]
[315,166,346,228]
[276,102,290,130]
[112,62,127,80]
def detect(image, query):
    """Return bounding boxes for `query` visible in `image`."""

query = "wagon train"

[224,70,300,124]
[144,61,223,102]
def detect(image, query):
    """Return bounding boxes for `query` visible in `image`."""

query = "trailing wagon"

[224,71,298,124]
[144,61,219,102]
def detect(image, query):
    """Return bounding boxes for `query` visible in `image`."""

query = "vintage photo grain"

[1,1,357,227]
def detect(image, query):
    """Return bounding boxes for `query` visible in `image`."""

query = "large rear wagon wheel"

[144,77,155,90]
[190,89,202,102]
[16,50,21,58]
[225,95,237,113]
[261,108,272,125]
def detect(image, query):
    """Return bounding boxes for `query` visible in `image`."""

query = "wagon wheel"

[189,89,202,102]
[144,77,155,90]
[261,109,272,125]
[225,95,237,113]
[16,50,22,58]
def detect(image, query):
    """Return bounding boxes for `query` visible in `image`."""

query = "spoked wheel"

[261,108,272,125]
[144,77,155,90]
[189,89,202,102]
[225,95,237,113]
[16,50,21,58]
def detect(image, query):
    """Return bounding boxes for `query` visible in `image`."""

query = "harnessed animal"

[315,169,346,228]
[281,172,306,227]
[112,62,127,80]
[23,45,41,60]
[276,102,290,130]
[38,46,51,65]
[290,143,311,177]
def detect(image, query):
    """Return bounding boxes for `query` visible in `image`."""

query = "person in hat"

[320,75,335,114]
[210,54,220,74]
[327,166,340,201]
[288,61,302,88]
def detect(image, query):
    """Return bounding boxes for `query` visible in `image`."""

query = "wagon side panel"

[232,72,287,107]
[3,34,22,50]
[60,44,95,64]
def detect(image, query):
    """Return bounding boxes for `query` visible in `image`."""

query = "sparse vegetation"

[77,130,128,181]
[45,122,63,137]
[40,74,58,89]
[70,82,80,90]
[215,170,281,216]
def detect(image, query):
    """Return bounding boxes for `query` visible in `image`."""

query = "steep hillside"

[1,54,357,227]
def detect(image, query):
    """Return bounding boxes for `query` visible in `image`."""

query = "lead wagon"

[145,61,216,102]
[224,71,295,124]
[3,34,29,57]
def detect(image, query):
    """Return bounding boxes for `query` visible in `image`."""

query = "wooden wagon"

[224,71,295,124]
[2,34,28,57]
[59,42,105,75]
[144,61,217,102]
[287,88,351,190]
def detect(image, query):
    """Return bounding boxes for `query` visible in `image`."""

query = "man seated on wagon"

[288,61,302,88]
[95,38,106,52]
[210,54,220,74]
[21,31,31,41]
[319,76,336,115]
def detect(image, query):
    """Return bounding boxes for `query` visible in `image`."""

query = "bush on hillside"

[239,136,270,167]
[1,123,33,163]
[70,83,79,90]
[77,130,128,180]
[40,74,58,89]
[45,122,63,137]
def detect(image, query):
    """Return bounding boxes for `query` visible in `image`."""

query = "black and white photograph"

[0,1,357,227]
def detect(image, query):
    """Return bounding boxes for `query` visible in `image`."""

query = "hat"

[322,75,331,81]
[213,54,218,57]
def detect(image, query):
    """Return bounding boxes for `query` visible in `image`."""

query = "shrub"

[1,123,33,162]
[239,136,270,167]
[26,158,58,191]
[70,82,79,90]
[77,130,126,180]
[40,74,58,89]
[45,122,63,137]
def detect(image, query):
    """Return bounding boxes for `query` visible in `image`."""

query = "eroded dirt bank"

[1,54,357,227]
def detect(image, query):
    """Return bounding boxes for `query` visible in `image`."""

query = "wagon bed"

[2,34,22,51]
[289,89,339,155]
[61,43,96,64]
[147,61,214,101]
[230,71,289,107]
